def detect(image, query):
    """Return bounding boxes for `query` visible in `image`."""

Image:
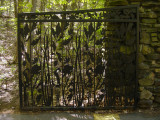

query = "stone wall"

[106,0,160,108]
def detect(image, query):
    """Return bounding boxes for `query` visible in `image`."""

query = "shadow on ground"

[0,110,160,120]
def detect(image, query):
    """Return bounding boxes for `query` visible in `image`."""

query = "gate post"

[18,13,23,110]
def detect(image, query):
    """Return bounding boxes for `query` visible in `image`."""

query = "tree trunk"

[14,0,17,18]
[31,0,37,12]
[18,0,23,13]
[41,0,45,11]
[0,0,4,16]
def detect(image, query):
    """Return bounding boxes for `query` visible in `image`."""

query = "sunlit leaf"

[24,24,30,38]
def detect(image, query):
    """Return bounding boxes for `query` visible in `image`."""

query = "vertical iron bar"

[104,21,107,107]
[135,5,139,108]
[61,22,64,106]
[72,22,76,107]
[124,22,128,107]
[51,22,53,106]
[40,22,44,106]
[94,22,96,106]
[30,22,33,106]
[82,22,85,107]
[18,14,23,110]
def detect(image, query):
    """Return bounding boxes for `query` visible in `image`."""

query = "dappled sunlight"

[94,113,120,120]
[0,112,93,120]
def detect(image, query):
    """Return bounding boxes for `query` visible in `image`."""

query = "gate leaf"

[36,29,41,35]
[120,23,126,38]
[63,65,73,76]
[31,36,41,46]
[51,28,56,37]
[54,60,58,66]
[32,57,38,64]
[84,41,88,50]
[64,22,69,31]
[64,57,70,64]
[24,24,30,38]
[86,59,90,66]
[23,61,26,66]
[25,52,30,62]
[96,22,101,30]
[68,28,73,36]
[95,37,104,45]
[88,23,94,37]
[23,68,29,82]
[84,27,88,38]
[127,23,133,32]
[87,12,93,19]
[56,23,61,37]
[101,28,105,35]
[21,41,25,51]
[31,22,37,31]
[20,28,24,37]
[67,94,73,101]
[125,32,135,45]
[52,40,56,51]
[88,52,94,62]
[95,64,105,76]
[56,52,62,62]
[51,15,60,19]
[54,68,60,85]
[62,37,72,45]
[31,64,41,75]
[69,14,76,19]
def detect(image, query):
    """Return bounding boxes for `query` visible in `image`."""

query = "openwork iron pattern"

[18,5,139,110]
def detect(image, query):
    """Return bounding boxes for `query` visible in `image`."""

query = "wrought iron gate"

[18,5,139,110]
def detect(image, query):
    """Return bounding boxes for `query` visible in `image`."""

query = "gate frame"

[17,4,139,111]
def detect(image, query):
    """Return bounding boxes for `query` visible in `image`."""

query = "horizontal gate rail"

[19,19,138,23]
[18,4,138,15]
[18,5,139,110]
